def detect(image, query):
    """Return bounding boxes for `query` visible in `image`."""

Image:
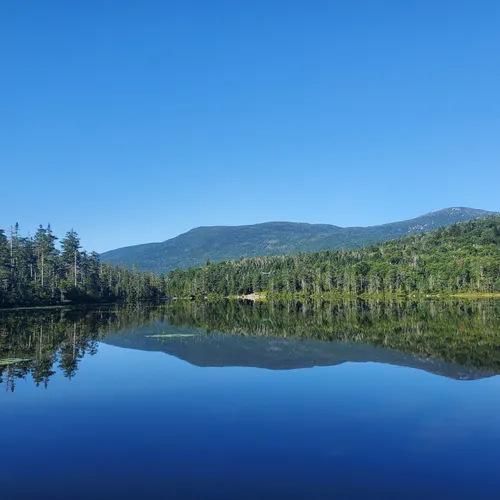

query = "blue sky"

[1,0,499,252]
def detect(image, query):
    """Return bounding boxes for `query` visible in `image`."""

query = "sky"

[1,0,499,252]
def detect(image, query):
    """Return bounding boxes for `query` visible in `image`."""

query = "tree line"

[165,216,500,298]
[3,217,499,307]
[0,224,165,307]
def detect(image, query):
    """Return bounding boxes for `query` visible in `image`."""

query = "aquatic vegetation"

[0,358,31,366]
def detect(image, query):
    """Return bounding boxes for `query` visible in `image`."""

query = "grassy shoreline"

[2,292,500,311]
[226,291,500,302]
[449,293,500,299]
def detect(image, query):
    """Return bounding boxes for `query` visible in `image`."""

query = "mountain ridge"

[101,207,498,273]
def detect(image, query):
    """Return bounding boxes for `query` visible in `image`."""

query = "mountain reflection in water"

[1,298,500,390]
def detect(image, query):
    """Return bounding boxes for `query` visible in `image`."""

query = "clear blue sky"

[1,0,499,252]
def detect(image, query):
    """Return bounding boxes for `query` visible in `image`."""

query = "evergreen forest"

[0,224,165,307]
[165,216,500,298]
[2,216,500,308]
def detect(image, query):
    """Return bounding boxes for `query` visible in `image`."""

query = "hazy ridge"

[100,207,497,273]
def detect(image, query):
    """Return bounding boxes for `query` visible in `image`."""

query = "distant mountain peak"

[424,207,492,216]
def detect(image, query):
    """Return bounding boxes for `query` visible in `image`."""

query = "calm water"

[1,300,500,499]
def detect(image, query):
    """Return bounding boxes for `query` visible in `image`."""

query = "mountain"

[165,215,500,297]
[100,207,497,273]
[104,330,493,381]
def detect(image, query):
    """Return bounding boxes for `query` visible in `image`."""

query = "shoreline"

[230,293,267,301]
[2,292,500,311]
[228,292,500,302]
[0,301,125,312]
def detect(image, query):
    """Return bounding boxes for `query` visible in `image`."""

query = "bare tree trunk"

[41,252,44,291]
[9,228,13,277]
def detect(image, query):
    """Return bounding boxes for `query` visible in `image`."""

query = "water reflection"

[1,298,500,390]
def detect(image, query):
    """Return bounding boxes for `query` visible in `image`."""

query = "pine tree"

[61,229,81,288]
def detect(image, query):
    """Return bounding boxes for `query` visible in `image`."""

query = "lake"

[1,299,500,499]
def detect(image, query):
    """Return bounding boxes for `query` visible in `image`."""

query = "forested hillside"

[101,207,497,272]
[0,224,164,307]
[165,216,500,298]
[3,215,500,307]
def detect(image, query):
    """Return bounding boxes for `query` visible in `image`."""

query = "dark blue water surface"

[1,303,500,499]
